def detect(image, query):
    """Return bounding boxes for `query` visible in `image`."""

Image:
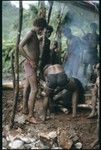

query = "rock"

[9,139,24,149]
[30,137,37,143]
[19,136,31,144]
[4,125,10,131]
[3,125,10,137]
[24,144,31,149]
[39,131,57,140]
[57,130,73,149]
[39,131,57,148]
[2,138,7,147]
[20,136,36,144]
[75,142,82,149]
[35,140,45,148]
[48,131,57,139]
[6,129,22,142]
[24,141,36,149]
[6,134,16,142]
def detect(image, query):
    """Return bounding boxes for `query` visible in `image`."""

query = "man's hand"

[29,61,37,70]
[19,44,31,61]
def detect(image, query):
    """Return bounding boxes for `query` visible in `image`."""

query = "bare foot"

[22,108,29,115]
[26,117,40,124]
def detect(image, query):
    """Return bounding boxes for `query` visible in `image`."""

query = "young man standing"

[19,18,47,123]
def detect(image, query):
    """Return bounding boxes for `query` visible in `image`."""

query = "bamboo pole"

[10,1,23,129]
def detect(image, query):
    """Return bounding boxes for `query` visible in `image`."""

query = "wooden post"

[10,1,23,129]
[11,52,15,92]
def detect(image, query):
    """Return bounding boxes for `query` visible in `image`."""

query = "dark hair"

[33,18,47,29]
[47,25,53,33]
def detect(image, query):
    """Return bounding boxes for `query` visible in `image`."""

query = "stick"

[11,52,15,91]
[10,1,23,129]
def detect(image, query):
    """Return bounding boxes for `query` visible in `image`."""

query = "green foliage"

[29,4,38,17]
[2,41,15,73]
[2,1,19,41]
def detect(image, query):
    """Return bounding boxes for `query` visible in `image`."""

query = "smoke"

[58,2,99,87]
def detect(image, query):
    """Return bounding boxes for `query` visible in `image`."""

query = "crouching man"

[41,64,84,121]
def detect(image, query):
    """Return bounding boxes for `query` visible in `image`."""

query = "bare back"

[20,30,40,64]
[44,64,64,77]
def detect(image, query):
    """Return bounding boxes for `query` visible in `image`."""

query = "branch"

[10,1,23,129]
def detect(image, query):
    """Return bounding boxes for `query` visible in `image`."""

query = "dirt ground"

[2,88,99,149]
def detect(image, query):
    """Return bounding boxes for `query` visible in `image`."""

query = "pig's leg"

[72,90,79,117]
[42,96,49,121]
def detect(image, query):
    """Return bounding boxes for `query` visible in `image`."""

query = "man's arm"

[19,31,32,60]
[39,29,47,59]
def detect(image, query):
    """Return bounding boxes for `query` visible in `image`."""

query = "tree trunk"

[10,1,23,129]
[47,1,53,24]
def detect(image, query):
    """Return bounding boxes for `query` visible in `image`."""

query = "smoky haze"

[55,1,99,87]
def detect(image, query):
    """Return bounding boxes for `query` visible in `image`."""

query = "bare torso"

[22,30,40,64]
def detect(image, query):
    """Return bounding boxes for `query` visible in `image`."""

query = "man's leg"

[23,78,30,114]
[87,86,97,118]
[27,74,38,123]
[87,97,97,118]
[90,102,99,148]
